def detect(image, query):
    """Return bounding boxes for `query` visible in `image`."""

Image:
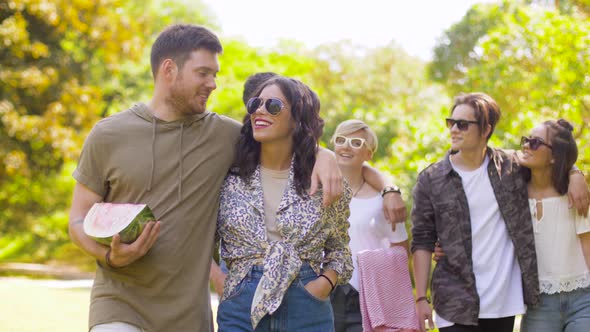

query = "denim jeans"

[521,286,590,332]
[217,264,334,332]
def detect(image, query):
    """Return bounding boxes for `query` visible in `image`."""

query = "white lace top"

[529,195,590,294]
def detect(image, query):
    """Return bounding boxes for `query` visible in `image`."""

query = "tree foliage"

[0,0,215,261]
[2,0,588,264]
[432,0,590,166]
[1,0,149,233]
[305,41,449,190]
[429,2,506,85]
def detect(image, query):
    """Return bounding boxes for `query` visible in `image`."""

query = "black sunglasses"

[445,118,479,131]
[246,97,285,115]
[521,136,553,150]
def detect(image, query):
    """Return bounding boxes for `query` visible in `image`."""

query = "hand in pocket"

[304,278,331,300]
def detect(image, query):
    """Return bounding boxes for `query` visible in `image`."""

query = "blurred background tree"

[431,0,590,158]
[0,0,588,267]
[0,0,215,264]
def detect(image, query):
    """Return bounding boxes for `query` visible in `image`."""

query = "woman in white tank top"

[329,119,413,332]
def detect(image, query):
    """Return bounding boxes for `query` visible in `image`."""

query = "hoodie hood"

[130,103,211,202]
[130,102,210,126]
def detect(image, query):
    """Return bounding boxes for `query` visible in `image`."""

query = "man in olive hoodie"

[68,25,349,332]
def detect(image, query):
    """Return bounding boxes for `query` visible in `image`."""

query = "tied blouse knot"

[216,163,353,328]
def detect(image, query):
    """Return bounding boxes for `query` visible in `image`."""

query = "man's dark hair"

[242,72,278,106]
[150,24,222,79]
[451,92,501,141]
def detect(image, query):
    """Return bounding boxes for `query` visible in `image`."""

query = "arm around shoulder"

[310,147,343,206]
[323,185,353,285]
[568,168,589,217]
[362,163,407,223]
[362,163,389,190]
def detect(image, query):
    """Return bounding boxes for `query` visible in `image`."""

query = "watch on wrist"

[381,185,401,197]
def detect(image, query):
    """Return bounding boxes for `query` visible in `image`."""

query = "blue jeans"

[217,264,334,332]
[521,286,590,332]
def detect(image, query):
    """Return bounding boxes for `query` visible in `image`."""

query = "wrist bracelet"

[416,296,431,304]
[105,248,119,269]
[318,274,335,292]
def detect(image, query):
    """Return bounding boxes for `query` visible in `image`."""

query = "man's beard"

[166,82,205,116]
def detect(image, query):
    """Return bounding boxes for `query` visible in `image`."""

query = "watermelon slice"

[83,203,155,245]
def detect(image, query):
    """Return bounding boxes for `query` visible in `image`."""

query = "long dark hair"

[522,119,578,195]
[235,76,324,196]
[546,119,578,195]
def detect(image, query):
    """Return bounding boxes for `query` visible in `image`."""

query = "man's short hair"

[331,119,378,153]
[451,92,501,141]
[150,24,222,79]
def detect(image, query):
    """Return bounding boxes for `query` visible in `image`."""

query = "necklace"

[353,180,365,197]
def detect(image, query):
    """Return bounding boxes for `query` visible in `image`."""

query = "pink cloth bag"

[357,246,420,332]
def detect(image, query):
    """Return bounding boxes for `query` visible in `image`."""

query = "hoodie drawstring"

[147,116,156,192]
[178,122,184,202]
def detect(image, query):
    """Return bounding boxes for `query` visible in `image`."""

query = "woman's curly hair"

[235,76,324,197]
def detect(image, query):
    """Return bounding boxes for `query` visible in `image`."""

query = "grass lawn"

[0,277,220,331]
[0,276,520,331]
[0,278,90,332]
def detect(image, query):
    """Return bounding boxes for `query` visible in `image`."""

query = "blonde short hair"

[331,119,378,153]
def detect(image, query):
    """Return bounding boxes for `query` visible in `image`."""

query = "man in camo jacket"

[411,92,589,332]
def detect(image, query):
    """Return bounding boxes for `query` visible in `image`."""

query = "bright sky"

[201,0,497,60]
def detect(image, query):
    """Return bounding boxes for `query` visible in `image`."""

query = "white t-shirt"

[529,195,590,294]
[348,195,408,291]
[437,156,525,328]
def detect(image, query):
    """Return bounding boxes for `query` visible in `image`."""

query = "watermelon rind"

[83,203,156,245]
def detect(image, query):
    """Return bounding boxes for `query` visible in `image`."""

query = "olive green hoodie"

[74,102,240,331]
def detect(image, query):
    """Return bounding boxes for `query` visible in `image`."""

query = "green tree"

[431,1,590,167]
[304,41,449,191]
[209,38,317,121]
[549,0,590,17]
[0,0,216,261]
[429,2,506,85]
[0,0,457,265]
[0,0,150,234]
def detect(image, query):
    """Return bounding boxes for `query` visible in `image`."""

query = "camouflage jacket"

[411,147,539,325]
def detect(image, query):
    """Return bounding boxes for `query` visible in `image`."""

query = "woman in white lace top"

[518,119,590,332]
